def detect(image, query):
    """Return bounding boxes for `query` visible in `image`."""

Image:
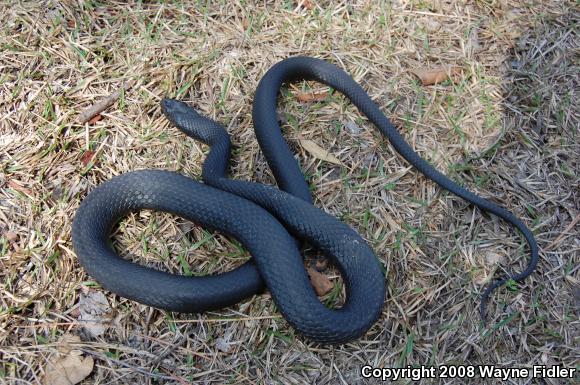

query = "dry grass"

[1,1,578,384]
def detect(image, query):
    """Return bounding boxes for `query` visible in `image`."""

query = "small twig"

[77,80,135,124]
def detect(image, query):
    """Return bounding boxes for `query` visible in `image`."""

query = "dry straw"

[1,1,577,384]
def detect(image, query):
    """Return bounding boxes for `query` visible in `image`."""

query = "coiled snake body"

[72,57,538,343]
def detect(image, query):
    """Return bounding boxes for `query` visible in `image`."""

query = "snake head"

[161,98,202,125]
[161,98,228,145]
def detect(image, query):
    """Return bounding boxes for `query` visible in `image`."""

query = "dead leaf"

[300,0,314,10]
[78,291,111,337]
[4,231,18,243]
[44,334,94,385]
[45,351,94,385]
[3,231,19,251]
[80,150,95,166]
[298,138,343,165]
[69,307,81,318]
[8,180,33,197]
[294,91,328,102]
[56,334,81,355]
[343,120,362,135]
[473,251,506,285]
[88,114,102,125]
[484,252,506,266]
[306,267,333,296]
[411,66,461,86]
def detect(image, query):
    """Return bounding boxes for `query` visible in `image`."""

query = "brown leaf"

[294,91,328,102]
[45,334,94,385]
[298,138,342,165]
[45,352,94,385]
[69,307,81,318]
[88,114,102,125]
[411,66,461,86]
[80,150,95,166]
[301,0,314,10]
[8,180,33,197]
[473,252,506,285]
[4,231,18,243]
[306,267,333,296]
[56,334,81,355]
[78,291,111,337]
[484,252,506,266]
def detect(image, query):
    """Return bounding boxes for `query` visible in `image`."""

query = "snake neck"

[202,137,231,183]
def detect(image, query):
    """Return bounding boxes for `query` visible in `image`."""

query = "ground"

[0,1,578,384]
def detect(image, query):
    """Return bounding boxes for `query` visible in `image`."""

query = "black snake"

[72,56,538,343]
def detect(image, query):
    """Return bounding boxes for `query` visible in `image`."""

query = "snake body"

[72,57,538,343]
